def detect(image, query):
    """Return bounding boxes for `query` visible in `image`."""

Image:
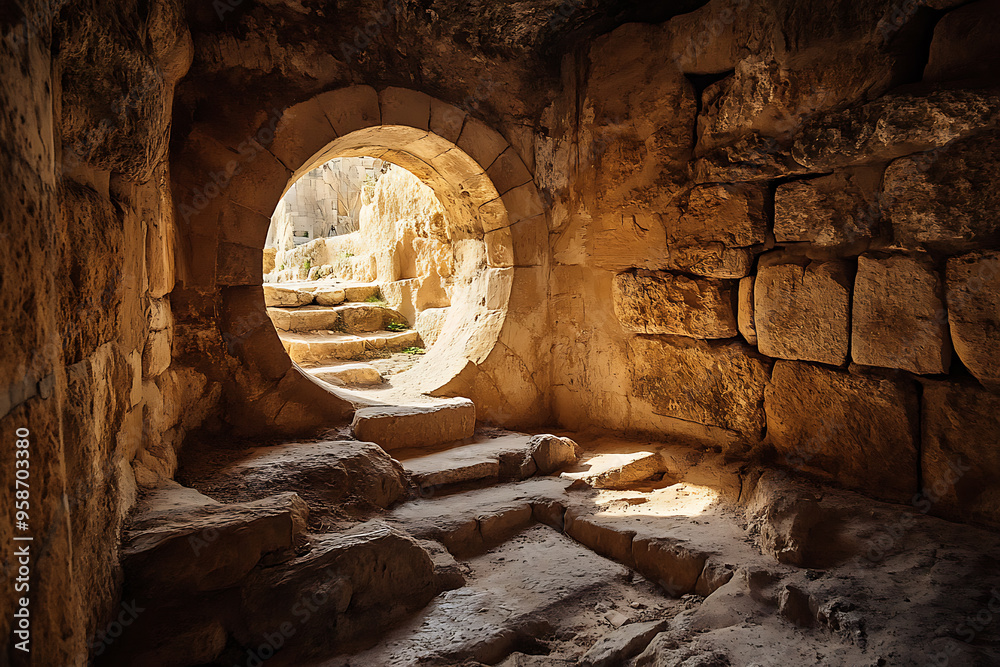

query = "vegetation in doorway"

[365,294,386,305]
[401,346,425,355]
[386,321,407,332]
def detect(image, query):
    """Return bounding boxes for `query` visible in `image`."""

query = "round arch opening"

[263,123,515,404]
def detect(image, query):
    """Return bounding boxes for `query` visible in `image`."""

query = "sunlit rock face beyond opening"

[262,159,459,394]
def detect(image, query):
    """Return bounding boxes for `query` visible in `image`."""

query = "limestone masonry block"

[755,258,852,366]
[316,85,380,136]
[122,484,309,596]
[922,380,1000,528]
[792,88,1000,171]
[379,86,431,130]
[429,98,467,144]
[766,361,920,503]
[312,363,383,387]
[629,337,771,442]
[457,117,508,171]
[738,276,757,345]
[665,243,754,279]
[672,183,768,248]
[884,129,1000,252]
[351,398,476,450]
[774,169,880,245]
[613,270,738,339]
[314,287,346,306]
[263,284,313,307]
[946,250,1000,389]
[852,253,950,375]
[266,306,340,332]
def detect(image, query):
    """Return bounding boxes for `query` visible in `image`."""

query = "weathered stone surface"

[237,521,439,656]
[924,0,1000,84]
[613,270,737,339]
[632,536,708,596]
[774,169,880,245]
[344,284,381,302]
[415,307,449,347]
[581,620,669,667]
[336,303,408,333]
[564,509,637,566]
[946,251,1000,389]
[263,284,313,307]
[121,483,308,596]
[580,450,665,490]
[922,381,1000,528]
[738,275,757,345]
[884,130,1000,252]
[314,287,346,306]
[197,441,407,510]
[792,88,1000,171]
[852,254,950,374]
[529,434,580,474]
[312,363,384,386]
[766,361,920,502]
[629,337,772,442]
[665,243,754,279]
[351,398,476,450]
[267,306,339,332]
[755,258,852,366]
[669,183,768,248]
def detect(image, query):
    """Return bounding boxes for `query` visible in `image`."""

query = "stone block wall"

[544,0,1000,528]
[0,1,216,663]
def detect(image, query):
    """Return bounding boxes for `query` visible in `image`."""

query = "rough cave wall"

[540,0,1000,527]
[1,0,199,663]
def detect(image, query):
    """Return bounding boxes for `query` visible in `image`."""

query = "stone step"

[263,281,382,308]
[280,329,422,363]
[351,398,477,451]
[268,302,408,333]
[121,481,309,598]
[385,472,754,597]
[308,362,384,386]
[395,432,581,492]
[179,440,409,522]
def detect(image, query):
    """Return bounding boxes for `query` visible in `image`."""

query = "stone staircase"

[264,281,424,386]
[102,415,1000,667]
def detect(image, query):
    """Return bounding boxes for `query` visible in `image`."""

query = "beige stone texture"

[852,253,950,374]
[754,258,852,366]
[351,398,476,451]
[264,284,314,307]
[922,380,1000,528]
[612,270,738,339]
[766,361,920,502]
[629,336,772,444]
[884,129,1000,253]
[945,251,1000,390]
[738,276,757,345]
[774,169,881,245]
